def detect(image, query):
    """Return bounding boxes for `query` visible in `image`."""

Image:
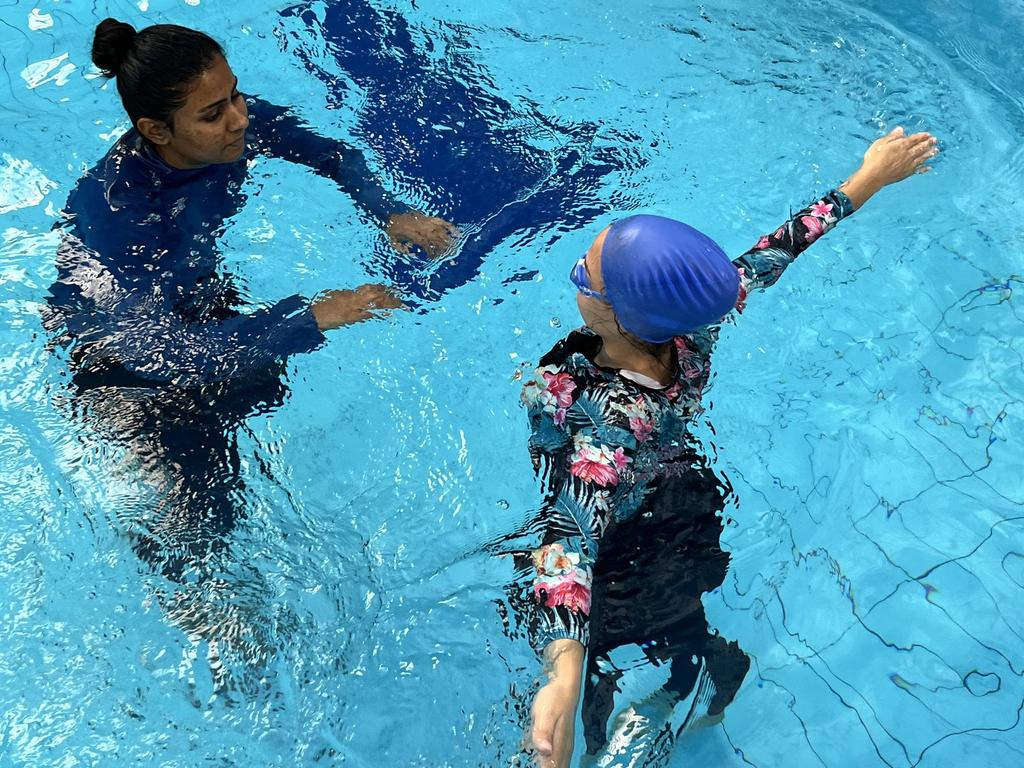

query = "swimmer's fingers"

[911,136,939,170]
[865,126,938,182]
[873,127,933,152]
[917,141,940,160]
[311,284,406,330]
[882,125,906,142]
[422,228,449,258]
[906,130,935,145]
[441,221,462,250]
[387,215,458,259]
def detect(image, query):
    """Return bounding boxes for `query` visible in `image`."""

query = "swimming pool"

[1,0,1022,765]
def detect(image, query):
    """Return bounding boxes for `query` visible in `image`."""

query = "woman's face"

[139,55,249,169]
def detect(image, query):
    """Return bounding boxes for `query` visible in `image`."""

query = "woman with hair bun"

[46,20,455,640]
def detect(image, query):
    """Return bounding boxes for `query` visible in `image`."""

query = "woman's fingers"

[389,235,413,255]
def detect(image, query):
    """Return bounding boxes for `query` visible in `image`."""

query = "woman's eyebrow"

[199,77,239,113]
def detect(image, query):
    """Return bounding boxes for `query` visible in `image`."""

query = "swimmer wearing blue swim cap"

[568,214,743,383]
[523,125,939,767]
[581,214,741,342]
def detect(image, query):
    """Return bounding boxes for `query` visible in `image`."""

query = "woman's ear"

[137,117,172,146]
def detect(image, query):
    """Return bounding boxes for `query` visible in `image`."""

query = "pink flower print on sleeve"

[522,365,577,418]
[809,200,835,221]
[569,434,629,486]
[542,370,577,408]
[754,235,771,250]
[800,215,826,244]
[532,543,593,615]
[539,578,592,614]
[735,267,749,312]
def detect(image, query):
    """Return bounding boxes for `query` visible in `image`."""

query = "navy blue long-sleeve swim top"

[47,96,407,388]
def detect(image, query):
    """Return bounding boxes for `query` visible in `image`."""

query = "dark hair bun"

[92,18,137,78]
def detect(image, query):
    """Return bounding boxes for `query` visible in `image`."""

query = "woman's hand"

[310,283,404,331]
[529,639,585,768]
[386,211,460,259]
[839,126,938,209]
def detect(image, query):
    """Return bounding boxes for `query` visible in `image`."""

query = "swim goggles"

[569,255,608,301]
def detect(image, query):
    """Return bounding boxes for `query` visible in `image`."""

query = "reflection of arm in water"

[244,95,407,223]
[245,96,459,258]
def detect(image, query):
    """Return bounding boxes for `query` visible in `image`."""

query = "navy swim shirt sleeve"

[49,238,325,387]
[732,188,854,306]
[244,96,410,224]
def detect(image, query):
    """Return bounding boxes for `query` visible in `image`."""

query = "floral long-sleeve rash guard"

[517,189,855,651]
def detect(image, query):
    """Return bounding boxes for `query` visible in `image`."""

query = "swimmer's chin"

[225,136,246,161]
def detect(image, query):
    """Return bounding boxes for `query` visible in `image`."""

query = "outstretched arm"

[50,244,403,387]
[733,127,937,304]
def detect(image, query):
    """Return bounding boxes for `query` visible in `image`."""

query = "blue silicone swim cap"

[600,214,739,343]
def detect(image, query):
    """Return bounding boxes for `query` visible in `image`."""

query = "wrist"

[543,639,585,687]
[839,166,885,210]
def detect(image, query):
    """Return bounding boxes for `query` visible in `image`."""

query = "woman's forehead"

[181,56,235,111]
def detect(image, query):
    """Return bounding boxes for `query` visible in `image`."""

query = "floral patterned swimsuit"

[514,189,854,747]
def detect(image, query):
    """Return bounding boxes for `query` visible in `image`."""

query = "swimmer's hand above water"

[839,126,939,210]
[386,211,460,259]
[310,284,404,331]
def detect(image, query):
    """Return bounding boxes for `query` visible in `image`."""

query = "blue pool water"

[1,0,1022,765]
